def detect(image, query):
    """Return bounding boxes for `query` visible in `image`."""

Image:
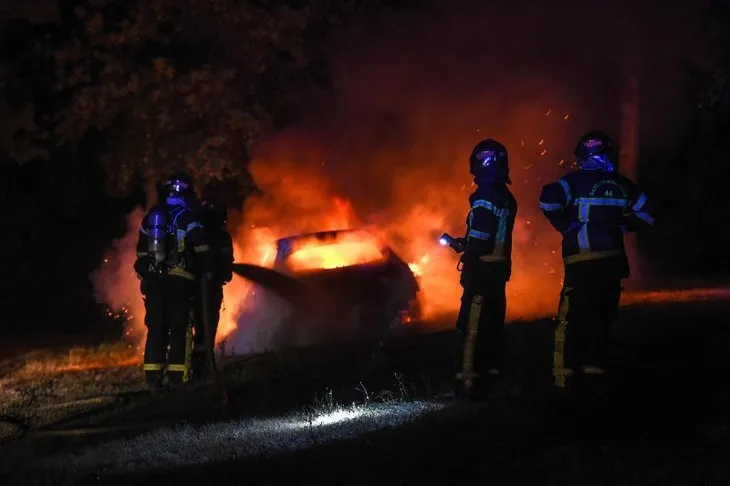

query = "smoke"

[224,0,705,350]
[90,207,146,347]
[90,0,706,355]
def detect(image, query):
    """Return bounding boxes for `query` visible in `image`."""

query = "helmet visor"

[166,178,191,193]
[475,149,498,167]
[583,138,605,149]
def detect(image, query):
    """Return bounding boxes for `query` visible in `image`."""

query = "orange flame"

[286,231,386,272]
[89,107,607,355]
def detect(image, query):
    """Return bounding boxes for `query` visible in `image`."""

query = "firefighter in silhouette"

[191,199,234,379]
[454,138,518,401]
[539,130,655,391]
[134,171,211,389]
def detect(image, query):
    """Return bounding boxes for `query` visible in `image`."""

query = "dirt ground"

[2,295,730,486]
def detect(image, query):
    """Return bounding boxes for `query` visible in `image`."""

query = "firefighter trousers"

[191,282,223,378]
[142,276,196,386]
[552,275,622,390]
[193,282,223,350]
[454,278,507,398]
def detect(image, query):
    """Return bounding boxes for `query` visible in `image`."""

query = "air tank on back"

[147,206,169,265]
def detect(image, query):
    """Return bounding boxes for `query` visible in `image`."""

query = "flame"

[92,123,570,356]
[91,106,708,359]
[211,128,568,336]
[286,231,386,272]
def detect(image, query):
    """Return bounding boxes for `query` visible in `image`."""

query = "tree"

[46,0,322,197]
[1,0,401,198]
[0,0,60,164]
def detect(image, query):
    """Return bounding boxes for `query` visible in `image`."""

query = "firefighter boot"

[472,369,501,401]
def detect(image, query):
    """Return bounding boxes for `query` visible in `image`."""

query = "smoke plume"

[90,207,146,346]
[91,0,706,356]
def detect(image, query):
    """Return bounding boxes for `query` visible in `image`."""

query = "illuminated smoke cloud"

[89,207,147,348]
[88,0,702,355]
[220,0,701,344]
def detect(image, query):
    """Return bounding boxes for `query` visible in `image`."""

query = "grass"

[12,342,140,376]
[2,297,730,485]
[7,375,447,485]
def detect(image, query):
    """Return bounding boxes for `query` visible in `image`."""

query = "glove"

[454,237,466,253]
[459,261,474,289]
[134,255,154,278]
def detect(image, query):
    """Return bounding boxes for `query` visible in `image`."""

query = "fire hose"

[0,398,120,443]
[0,387,222,443]
[201,274,227,408]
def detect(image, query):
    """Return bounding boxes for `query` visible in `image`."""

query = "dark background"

[1,0,729,345]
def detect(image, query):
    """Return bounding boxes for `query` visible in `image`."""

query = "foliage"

[0,0,376,196]
[0,0,385,336]
[57,0,318,195]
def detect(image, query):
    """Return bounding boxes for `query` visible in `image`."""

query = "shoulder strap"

[169,206,188,230]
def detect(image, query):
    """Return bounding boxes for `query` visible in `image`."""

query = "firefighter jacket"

[135,201,211,281]
[462,179,518,283]
[539,169,655,266]
[208,225,234,285]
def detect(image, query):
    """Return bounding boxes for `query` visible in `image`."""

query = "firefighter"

[539,130,655,392]
[191,200,234,380]
[134,171,211,389]
[454,138,518,401]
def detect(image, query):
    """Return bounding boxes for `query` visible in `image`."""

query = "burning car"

[237,228,422,350]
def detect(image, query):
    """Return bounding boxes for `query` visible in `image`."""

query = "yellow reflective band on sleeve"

[467,229,490,240]
[186,222,204,233]
[540,202,563,211]
[564,250,622,265]
[479,255,507,262]
[167,268,196,280]
[194,245,211,253]
[143,363,164,371]
[471,199,497,213]
[632,193,647,212]
[167,364,187,372]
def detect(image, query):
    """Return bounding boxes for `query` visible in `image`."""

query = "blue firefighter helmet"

[147,206,169,265]
[163,171,196,205]
[469,138,511,184]
[574,130,616,172]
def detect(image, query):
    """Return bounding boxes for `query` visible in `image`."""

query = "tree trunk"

[620,56,645,288]
[620,66,639,181]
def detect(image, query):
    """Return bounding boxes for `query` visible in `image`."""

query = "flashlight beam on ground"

[38,401,446,477]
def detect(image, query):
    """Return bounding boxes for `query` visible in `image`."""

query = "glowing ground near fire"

[5,286,726,378]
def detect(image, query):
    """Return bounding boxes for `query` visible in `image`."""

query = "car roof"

[274,228,387,263]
